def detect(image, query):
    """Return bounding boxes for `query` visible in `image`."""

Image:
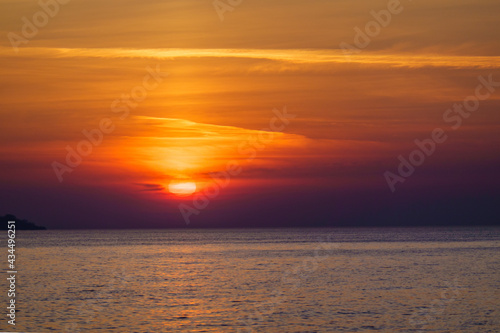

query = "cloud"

[135,183,165,192]
[99,116,309,187]
[1,46,500,69]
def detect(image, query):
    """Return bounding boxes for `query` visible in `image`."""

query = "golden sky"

[1,0,499,227]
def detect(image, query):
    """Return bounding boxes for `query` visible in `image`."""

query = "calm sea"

[3,227,499,332]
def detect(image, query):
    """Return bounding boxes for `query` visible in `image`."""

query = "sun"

[168,179,197,196]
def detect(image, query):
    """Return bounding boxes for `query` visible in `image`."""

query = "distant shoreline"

[1,214,47,230]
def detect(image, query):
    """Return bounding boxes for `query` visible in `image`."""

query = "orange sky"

[1,0,499,228]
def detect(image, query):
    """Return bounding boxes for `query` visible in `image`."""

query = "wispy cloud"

[135,183,165,192]
[109,116,309,183]
[2,47,500,69]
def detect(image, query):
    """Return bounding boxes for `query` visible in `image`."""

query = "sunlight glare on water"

[8,227,500,332]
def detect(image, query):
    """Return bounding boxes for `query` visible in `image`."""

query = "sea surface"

[3,227,500,332]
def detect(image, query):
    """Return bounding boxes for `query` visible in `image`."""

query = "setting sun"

[168,180,197,196]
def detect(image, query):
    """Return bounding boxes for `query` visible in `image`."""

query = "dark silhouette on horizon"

[1,214,47,230]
